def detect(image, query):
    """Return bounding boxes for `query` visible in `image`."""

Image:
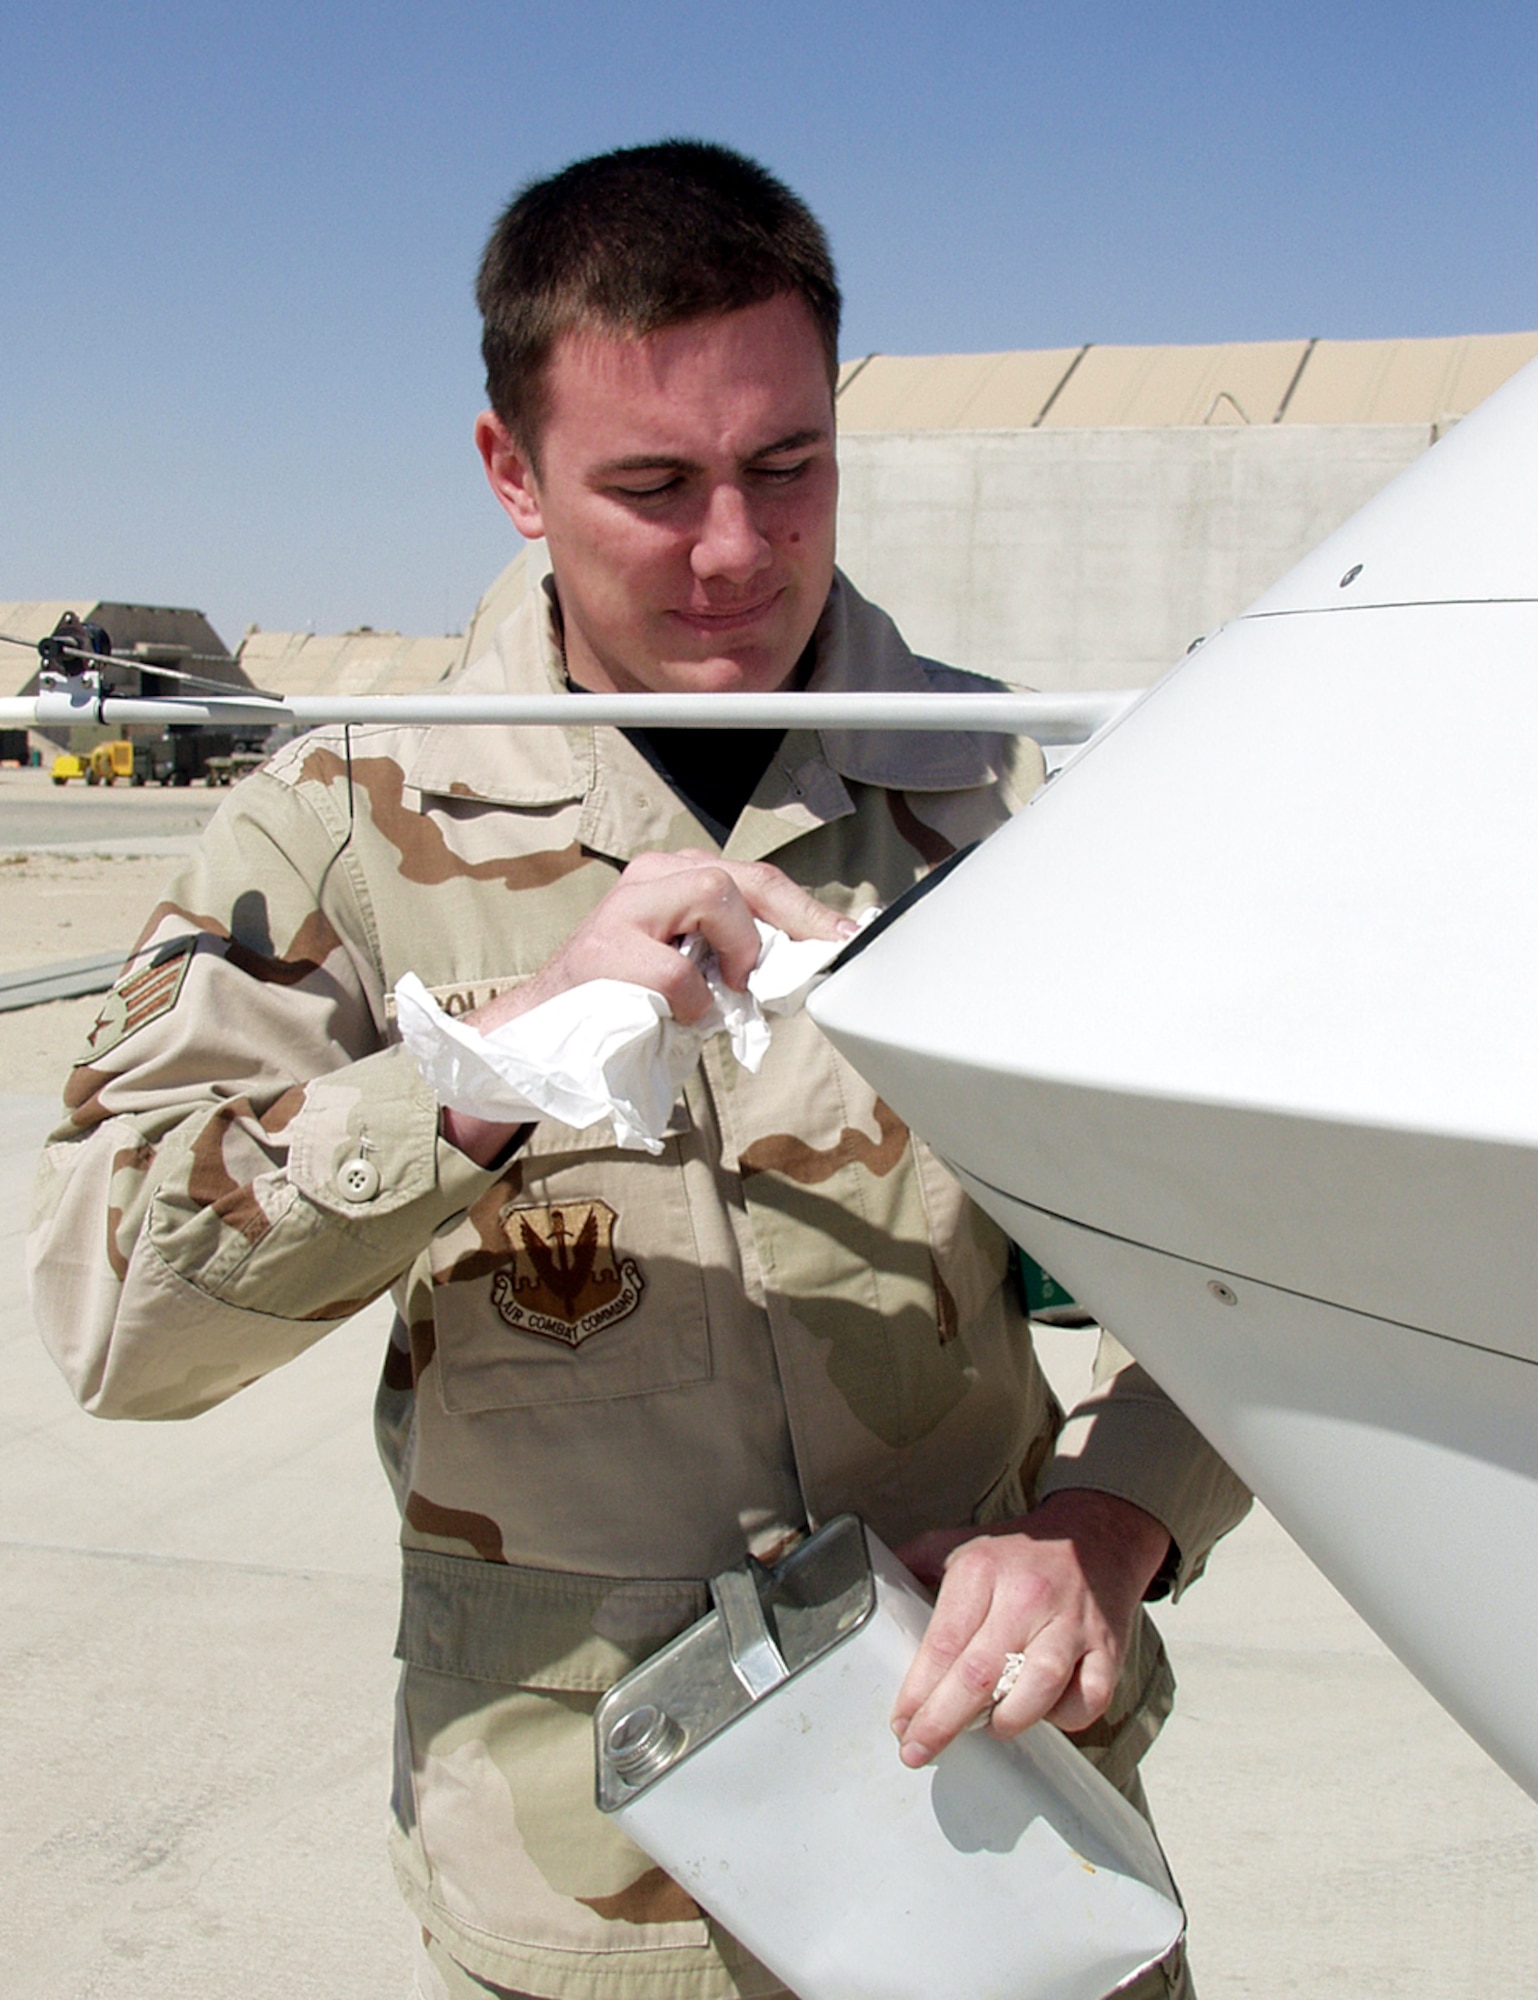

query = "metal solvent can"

[594,1515,1184,2000]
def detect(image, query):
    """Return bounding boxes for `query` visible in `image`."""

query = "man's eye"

[614,478,681,502]
[754,460,810,484]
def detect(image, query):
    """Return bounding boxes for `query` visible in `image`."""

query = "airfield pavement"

[1,765,1535,1999]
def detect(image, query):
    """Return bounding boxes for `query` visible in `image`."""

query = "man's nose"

[691,482,772,584]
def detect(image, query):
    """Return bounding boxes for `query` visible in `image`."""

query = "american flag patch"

[82,940,197,1059]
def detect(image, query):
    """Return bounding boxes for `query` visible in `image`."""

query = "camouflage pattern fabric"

[30,571,1249,1999]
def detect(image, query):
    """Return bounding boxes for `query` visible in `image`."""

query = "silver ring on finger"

[990,1650,1028,1708]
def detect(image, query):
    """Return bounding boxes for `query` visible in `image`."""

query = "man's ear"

[475,411,545,539]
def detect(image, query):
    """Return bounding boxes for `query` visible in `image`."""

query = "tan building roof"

[835,331,1538,432]
[237,628,463,700]
[1280,333,1538,426]
[1040,341,1309,428]
[834,349,1084,431]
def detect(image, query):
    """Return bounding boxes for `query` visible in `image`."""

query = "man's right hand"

[441,851,857,1164]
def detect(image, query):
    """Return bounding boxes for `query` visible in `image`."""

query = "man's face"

[476,293,838,695]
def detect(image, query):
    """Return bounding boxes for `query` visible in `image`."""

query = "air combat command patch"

[491,1199,645,1347]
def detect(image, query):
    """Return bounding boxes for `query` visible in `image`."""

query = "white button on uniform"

[337,1157,381,1202]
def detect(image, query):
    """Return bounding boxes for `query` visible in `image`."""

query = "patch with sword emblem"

[491,1199,645,1347]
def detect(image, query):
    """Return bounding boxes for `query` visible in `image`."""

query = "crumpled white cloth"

[395,915,876,1155]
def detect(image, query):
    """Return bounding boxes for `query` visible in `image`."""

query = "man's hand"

[442,851,857,1164]
[481,849,856,1029]
[890,1490,1171,1769]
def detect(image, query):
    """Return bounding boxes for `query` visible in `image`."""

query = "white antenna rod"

[0,689,1135,743]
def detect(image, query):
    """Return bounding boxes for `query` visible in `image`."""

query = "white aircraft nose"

[809,353,1538,1803]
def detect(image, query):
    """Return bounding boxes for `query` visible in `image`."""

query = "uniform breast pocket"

[427,1133,713,1412]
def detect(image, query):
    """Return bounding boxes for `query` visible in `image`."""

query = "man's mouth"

[669,589,783,637]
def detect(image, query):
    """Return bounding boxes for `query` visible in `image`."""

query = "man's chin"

[651,650,801,696]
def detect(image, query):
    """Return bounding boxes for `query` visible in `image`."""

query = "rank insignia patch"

[491,1199,645,1347]
[79,938,197,1062]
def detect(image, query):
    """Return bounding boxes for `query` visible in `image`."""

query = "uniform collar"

[405,571,1005,861]
[803,574,1004,792]
[406,578,587,809]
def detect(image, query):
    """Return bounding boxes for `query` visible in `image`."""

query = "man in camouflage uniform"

[30,143,1248,1999]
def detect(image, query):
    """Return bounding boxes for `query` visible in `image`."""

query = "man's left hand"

[890,1489,1171,1768]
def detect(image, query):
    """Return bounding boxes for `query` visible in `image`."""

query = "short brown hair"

[476,139,841,455]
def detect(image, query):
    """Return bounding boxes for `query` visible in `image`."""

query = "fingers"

[617,864,768,997]
[581,927,723,1024]
[725,860,859,949]
[483,853,858,1029]
[596,856,856,998]
[890,1495,1171,1769]
[892,1538,1076,1768]
[889,1525,1133,1770]
[1038,1645,1121,1735]
[891,1540,997,1750]
[503,863,773,1020]
[623,853,858,964]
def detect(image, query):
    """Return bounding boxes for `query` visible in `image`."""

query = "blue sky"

[3,1,1534,647]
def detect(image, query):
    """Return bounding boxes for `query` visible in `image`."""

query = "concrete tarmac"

[5,773,1536,1996]
[0,766,223,855]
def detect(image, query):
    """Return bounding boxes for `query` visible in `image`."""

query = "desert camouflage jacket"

[30,571,1249,1999]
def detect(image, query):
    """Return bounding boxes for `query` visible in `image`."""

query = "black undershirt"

[624,726,785,842]
[563,636,811,840]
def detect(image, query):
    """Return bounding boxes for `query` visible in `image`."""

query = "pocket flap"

[397,1548,708,1691]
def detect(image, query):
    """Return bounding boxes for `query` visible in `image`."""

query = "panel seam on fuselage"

[956,1166,1538,1372]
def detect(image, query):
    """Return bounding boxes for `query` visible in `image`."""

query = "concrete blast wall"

[834,424,1434,691]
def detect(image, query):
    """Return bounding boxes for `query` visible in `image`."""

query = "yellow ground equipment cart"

[50,742,134,785]
[87,741,135,785]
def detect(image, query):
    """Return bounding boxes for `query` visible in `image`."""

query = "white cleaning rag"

[395,915,874,1155]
